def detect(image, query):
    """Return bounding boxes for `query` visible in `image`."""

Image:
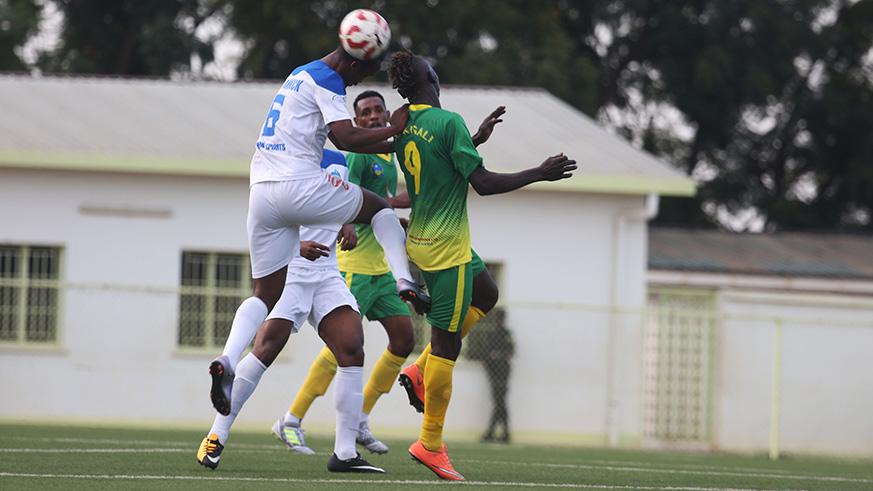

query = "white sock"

[370,208,412,283]
[284,410,301,427]
[221,297,268,372]
[333,366,364,460]
[209,353,268,443]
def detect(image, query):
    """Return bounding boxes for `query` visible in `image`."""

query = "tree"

[557,0,873,231]
[0,0,41,71]
[35,0,216,76]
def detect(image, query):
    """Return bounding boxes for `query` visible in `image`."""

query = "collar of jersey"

[409,104,432,111]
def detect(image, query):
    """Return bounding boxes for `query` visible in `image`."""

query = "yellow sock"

[289,346,337,418]
[362,349,405,414]
[414,306,485,373]
[461,305,485,338]
[420,354,455,451]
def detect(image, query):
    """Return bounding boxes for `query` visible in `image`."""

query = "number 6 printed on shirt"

[262,95,285,137]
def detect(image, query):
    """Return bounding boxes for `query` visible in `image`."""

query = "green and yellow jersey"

[336,152,397,275]
[393,104,483,272]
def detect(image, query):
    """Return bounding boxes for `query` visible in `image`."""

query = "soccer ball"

[339,9,391,61]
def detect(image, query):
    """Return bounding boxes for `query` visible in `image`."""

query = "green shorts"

[341,271,410,321]
[421,261,473,333]
[470,249,485,277]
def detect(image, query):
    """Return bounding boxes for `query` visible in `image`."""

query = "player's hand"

[300,241,330,261]
[389,104,410,134]
[387,191,411,209]
[538,153,577,181]
[471,106,505,147]
[337,224,358,251]
[399,217,409,231]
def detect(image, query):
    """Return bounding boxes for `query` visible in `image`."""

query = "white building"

[16,74,868,457]
[647,228,873,457]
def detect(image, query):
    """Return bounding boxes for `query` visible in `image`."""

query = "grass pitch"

[1,422,872,490]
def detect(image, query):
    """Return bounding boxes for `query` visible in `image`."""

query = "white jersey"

[250,60,351,185]
[287,149,350,272]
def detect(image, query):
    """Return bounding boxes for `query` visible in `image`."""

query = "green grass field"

[1,422,871,490]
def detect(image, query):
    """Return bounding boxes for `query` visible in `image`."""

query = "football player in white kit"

[207,41,430,422]
[198,150,386,473]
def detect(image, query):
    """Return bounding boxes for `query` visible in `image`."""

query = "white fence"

[2,281,872,458]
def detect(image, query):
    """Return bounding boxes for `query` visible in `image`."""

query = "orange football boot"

[409,439,465,481]
[398,363,425,413]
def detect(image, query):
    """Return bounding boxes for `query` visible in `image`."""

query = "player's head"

[334,47,383,87]
[352,90,389,129]
[388,49,439,102]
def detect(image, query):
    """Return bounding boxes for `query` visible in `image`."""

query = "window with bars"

[0,245,62,345]
[178,252,251,348]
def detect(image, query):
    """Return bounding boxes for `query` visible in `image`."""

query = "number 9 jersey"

[392,104,483,272]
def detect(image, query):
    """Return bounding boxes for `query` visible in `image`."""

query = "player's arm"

[328,104,409,152]
[471,106,505,147]
[467,153,577,196]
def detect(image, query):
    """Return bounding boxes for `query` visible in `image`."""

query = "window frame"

[177,250,252,350]
[0,244,63,346]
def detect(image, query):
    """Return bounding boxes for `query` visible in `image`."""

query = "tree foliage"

[34,0,214,76]
[0,0,41,71]
[2,0,871,231]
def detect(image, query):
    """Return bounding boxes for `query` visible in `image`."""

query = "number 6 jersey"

[250,60,352,185]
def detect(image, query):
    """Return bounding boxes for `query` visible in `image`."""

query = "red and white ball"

[339,9,391,61]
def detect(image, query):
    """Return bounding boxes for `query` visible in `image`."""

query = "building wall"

[0,168,651,444]
[714,290,873,456]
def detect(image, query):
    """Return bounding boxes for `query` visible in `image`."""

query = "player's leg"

[210,181,299,415]
[272,346,336,455]
[198,347,275,469]
[400,251,495,412]
[363,277,416,403]
[311,272,384,473]
[255,272,322,454]
[317,306,385,473]
[365,314,414,412]
[351,187,430,313]
[356,316,411,454]
[291,347,339,422]
[355,272,414,454]
[408,263,471,481]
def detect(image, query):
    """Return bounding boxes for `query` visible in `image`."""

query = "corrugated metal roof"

[649,227,873,279]
[0,74,694,196]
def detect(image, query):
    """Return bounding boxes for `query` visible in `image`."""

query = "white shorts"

[247,172,364,279]
[266,267,360,332]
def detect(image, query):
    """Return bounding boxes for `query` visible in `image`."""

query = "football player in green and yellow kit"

[387,50,576,480]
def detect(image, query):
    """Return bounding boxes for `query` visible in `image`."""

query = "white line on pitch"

[0,448,188,453]
[460,459,872,484]
[0,472,831,491]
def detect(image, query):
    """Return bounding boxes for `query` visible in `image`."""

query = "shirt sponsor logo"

[256,142,286,151]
